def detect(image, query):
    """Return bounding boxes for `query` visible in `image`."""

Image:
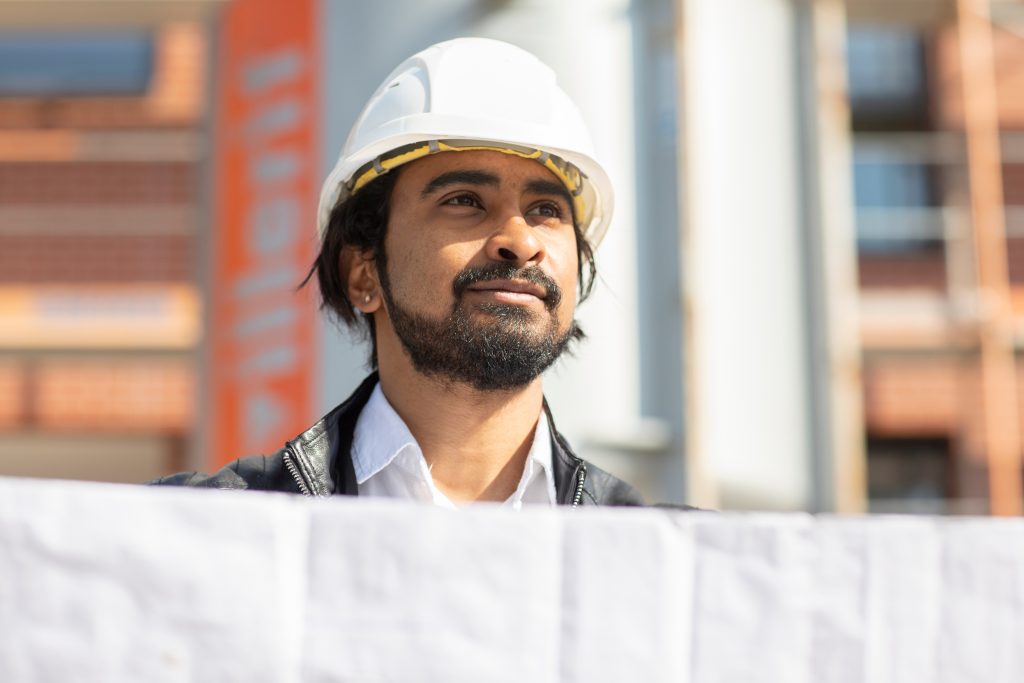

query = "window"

[853,145,941,252]
[847,26,940,253]
[847,26,929,129]
[867,436,951,513]
[0,32,153,97]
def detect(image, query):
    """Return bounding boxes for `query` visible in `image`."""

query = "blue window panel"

[853,145,941,252]
[847,26,926,108]
[0,32,153,96]
[853,161,930,208]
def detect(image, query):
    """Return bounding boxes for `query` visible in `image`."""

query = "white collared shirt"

[352,383,557,508]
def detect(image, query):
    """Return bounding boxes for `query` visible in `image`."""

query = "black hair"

[301,169,598,368]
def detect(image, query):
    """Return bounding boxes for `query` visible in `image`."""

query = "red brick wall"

[0,162,195,204]
[0,101,179,130]
[0,362,25,428]
[1003,163,1024,205]
[0,356,195,434]
[858,253,948,289]
[0,234,194,283]
[33,358,195,432]
[863,355,1024,474]
[0,23,205,447]
[863,356,962,436]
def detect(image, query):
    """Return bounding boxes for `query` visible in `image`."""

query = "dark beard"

[379,262,576,391]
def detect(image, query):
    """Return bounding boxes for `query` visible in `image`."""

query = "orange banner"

[209,0,319,468]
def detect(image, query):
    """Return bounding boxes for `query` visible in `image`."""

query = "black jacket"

[152,374,645,507]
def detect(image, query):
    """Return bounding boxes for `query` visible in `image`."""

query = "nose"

[484,213,545,267]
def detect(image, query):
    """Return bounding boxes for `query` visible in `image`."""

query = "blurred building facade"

[848,0,1024,513]
[678,0,1024,515]
[0,2,218,481]
[4,0,1024,515]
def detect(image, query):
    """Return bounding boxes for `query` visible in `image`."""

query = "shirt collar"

[351,382,421,485]
[351,381,556,505]
[507,402,555,506]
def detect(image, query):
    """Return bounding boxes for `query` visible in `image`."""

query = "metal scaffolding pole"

[957,0,1023,515]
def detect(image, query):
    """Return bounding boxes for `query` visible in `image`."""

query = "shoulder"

[148,373,380,494]
[545,405,646,507]
[576,463,708,509]
[148,448,300,493]
[578,461,646,507]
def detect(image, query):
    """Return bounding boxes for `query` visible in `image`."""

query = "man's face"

[375,150,581,390]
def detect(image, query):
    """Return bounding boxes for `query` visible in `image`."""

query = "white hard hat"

[317,37,614,248]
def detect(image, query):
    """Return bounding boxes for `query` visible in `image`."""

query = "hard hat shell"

[317,37,614,248]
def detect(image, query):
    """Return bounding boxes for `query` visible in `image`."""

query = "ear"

[342,246,382,314]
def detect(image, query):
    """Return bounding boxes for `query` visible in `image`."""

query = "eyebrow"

[421,170,500,197]
[419,170,573,209]
[524,178,573,208]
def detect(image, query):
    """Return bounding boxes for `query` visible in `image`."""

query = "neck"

[376,358,544,503]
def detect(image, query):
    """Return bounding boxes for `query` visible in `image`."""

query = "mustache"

[452,263,562,310]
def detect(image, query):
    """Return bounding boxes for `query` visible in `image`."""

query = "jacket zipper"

[283,447,313,496]
[571,462,587,507]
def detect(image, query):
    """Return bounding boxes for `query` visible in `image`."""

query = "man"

[154,37,642,507]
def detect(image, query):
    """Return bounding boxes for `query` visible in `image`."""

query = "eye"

[526,202,565,220]
[441,193,482,209]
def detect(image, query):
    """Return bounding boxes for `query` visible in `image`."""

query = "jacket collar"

[284,373,585,503]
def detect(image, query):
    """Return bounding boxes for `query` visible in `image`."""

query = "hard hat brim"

[317,133,613,250]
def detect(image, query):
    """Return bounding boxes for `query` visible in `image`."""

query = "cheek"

[549,247,580,325]
[552,235,581,296]
[383,231,471,303]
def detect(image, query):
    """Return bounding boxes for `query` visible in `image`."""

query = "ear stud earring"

[363,294,372,304]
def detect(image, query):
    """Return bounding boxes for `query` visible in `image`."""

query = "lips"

[466,278,547,300]
[452,264,562,311]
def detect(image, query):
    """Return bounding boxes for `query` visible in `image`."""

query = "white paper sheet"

[863,516,942,683]
[690,514,815,683]
[558,506,695,683]
[0,477,308,683]
[937,518,1024,683]
[2,476,1024,682]
[301,499,562,683]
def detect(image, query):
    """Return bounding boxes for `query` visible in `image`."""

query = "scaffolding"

[677,0,1024,514]
[850,0,1024,514]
